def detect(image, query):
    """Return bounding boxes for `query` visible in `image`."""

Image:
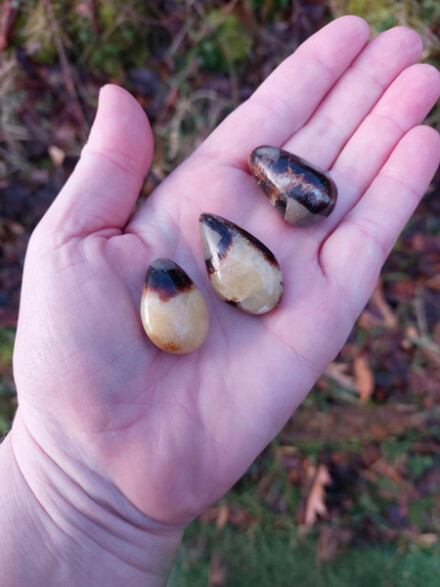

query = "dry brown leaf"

[304,464,331,527]
[353,356,375,402]
[370,280,397,328]
[371,460,403,483]
[0,306,18,327]
[208,552,227,587]
[416,534,438,547]
[199,506,219,524]
[228,506,256,531]
[215,504,229,529]
[75,2,94,20]
[0,1,18,51]
[401,530,439,547]
[427,274,440,291]
[401,325,420,350]
[325,362,355,391]
[317,525,353,563]
[48,145,66,167]
[358,309,382,329]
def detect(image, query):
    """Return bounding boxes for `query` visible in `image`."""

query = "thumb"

[36,84,154,248]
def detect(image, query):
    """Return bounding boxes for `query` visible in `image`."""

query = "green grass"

[0,327,16,435]
[170,519,440,586]
[0,327,15,366]
[408,497,437,532]
[407,455,435,479]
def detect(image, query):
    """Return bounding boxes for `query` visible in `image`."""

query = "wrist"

[0,411,184,586]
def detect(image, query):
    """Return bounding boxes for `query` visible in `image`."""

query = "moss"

[194,10,252,72]
[407,454,435,479]
[14,1,151,78]
[0,327,15,368]
[408,496,436,531]
[0,328,16,435]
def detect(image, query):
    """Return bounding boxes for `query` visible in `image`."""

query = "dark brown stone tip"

[199,213,278,267]
[199,213,233,260]
[145,258,193,302]
[249,145,337,226]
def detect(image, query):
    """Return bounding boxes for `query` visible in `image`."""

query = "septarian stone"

[199,213,283,315]
[249,146,337,227]
[140,259,209,354]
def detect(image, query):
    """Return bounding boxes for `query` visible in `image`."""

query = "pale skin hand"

[2,15,440,586]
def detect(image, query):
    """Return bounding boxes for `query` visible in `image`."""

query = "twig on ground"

[0,0,19,51]
[43,0,89,141]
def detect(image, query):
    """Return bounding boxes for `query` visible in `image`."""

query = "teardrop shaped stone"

[140,259,209,354]
[249,146,337,227]
[199,213,283,315]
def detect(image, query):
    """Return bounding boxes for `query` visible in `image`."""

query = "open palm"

[13,16,440,531]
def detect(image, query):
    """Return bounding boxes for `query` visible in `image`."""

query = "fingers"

[198,16,369,166]
[283,26,423,167]
[325,63,440,227]
[321,125,440,310]
[36,85,153,247]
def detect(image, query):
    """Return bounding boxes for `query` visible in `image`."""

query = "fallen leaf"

[401,325,420,350]
[0,0,18,51]
[199,506,219,525]
[370,280,397,328]
[386,278,417,301]
[215,504,229,529]
[48,145,66,167]
[283,403,428,444]
[353,355,375,402]
[228,505,256,530]
[325,362,355,391]
[358,309,382,329]
[417,533,438,547]
[370,460,403,483]
[208,552,227,587]
[304,464,331,527]
[427,274,440,291]
[75,1,94,20]
[361,443,381,468]
[0,307,18,327]
[317,525,353,563]
[411,234,440,253]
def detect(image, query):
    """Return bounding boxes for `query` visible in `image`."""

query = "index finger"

[198,15,370,167]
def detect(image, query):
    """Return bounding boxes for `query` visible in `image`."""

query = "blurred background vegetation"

[1,1,440,585]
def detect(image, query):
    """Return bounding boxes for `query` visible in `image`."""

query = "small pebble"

[199,213,283,315]
[140,259,209,354]
[249,146,337,226]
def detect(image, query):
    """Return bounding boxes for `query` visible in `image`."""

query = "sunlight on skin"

[1,15,439,586]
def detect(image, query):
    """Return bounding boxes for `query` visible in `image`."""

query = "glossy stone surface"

[249,146,337,226]
[199,213,283,315]
[140,259,209,354]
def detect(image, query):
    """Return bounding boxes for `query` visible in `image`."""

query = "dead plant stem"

[43,0,88,141]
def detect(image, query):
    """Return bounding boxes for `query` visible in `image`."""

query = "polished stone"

[249,146,337,226]
[140,259,209,354]
[199,213,283,315]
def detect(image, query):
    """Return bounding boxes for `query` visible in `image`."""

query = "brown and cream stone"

[249,146,337,227]
[199,213,283,315]
[140,259,209,354]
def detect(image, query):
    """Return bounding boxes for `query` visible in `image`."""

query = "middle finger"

[283,26,423,167]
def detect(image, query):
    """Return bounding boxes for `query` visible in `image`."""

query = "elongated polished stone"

[199,213,283,315]
[249,146,337,226]
[140,259,209,354]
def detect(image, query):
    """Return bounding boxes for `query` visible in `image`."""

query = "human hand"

[5,15,440,586]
